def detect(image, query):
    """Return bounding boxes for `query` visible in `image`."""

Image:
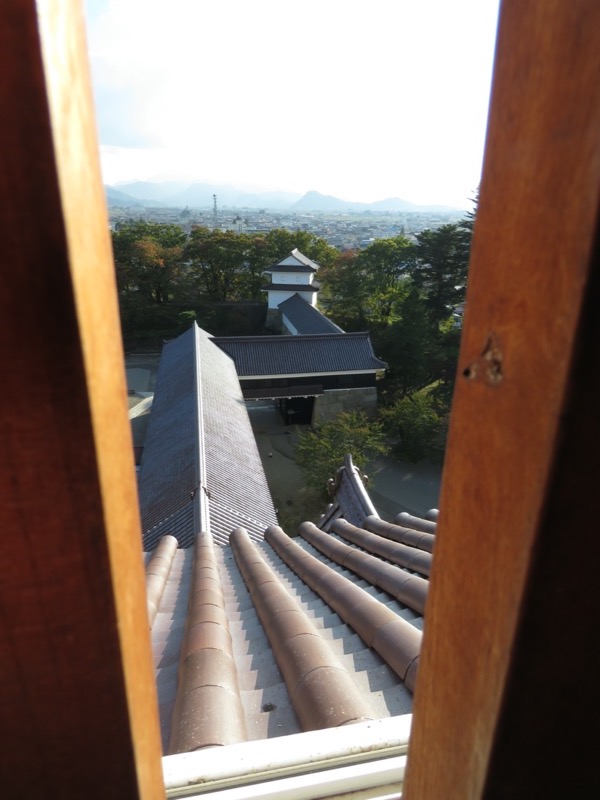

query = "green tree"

[185,227,247,301]
[460,185,479,234]
[318,250,370,329]
[263,229,339,268]
[295,411,388,495]
[380,389,449,464]
[111,221,186,304]
[373,286,443,397]
[182,228,338,303]
[410,224,470,324]
[319,237,413,331]
[357,237,413,329]
[357,236,413,290]
[238,234,274,300]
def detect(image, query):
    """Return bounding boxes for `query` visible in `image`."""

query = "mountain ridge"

[290,190,461,213]
[105,181,465,213]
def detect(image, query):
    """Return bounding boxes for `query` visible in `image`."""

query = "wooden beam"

[404,1,600,797]
[0,2,163,797]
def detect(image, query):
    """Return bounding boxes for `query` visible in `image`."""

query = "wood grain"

[403,1,600,797]
[0,1,163,797]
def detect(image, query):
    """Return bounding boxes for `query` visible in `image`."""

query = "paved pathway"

[367,455,441,520]
[246,404,305,517]
[247,403,442,522]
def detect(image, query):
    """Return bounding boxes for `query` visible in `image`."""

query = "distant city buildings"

[108,203,464,250]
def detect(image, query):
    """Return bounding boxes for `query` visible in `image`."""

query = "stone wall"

[312,387,378,425]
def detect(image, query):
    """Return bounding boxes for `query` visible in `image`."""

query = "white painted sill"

[163,714,410,799]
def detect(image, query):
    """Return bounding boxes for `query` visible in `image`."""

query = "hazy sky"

[84,0,500,208]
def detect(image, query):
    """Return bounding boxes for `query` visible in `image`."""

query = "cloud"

[85,0,499,206]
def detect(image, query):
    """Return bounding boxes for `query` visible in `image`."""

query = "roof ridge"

[193,325,210,534]
[212,331,368,343]
[168,532,247,753]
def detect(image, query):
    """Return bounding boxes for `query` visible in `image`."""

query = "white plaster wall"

[268,290,317,309]
[271,271,314,285]
[300,291,318,307]
[267,290,296,309]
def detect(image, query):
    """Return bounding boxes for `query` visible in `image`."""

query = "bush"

[295,411,388,496]
[380,390,448,463]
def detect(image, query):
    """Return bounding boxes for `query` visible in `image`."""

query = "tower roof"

[265,248,320,273]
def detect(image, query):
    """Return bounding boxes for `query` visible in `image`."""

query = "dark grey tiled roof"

[266,249,319,273]
[138,325,278,549]
[197,327,278,544]
[262,282,319,293]
[137,329,197,549]
[212,332,387,376]
[278,293,344,335]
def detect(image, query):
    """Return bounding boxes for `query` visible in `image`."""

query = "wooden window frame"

[0,1,598,798]
[404,1,600,797]
[0,2,164,797]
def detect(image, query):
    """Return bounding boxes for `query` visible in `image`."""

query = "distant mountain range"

[106,181,301,210]
[105,181,463,213]
[290,190,461,213]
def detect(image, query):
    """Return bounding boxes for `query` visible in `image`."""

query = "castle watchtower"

[263,248,321,331]
[263,249,320,307]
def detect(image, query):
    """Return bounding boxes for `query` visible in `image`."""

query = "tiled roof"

[278,293,344,334]
[147,459,436,754]
[262,281,320,292]
[136,329,197,548]
[195,326,279,545]
[141,332,431,759]
[320,453,379,529]
[138,325,278,549]
[212,332,387,376]
[265,249,319,273]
